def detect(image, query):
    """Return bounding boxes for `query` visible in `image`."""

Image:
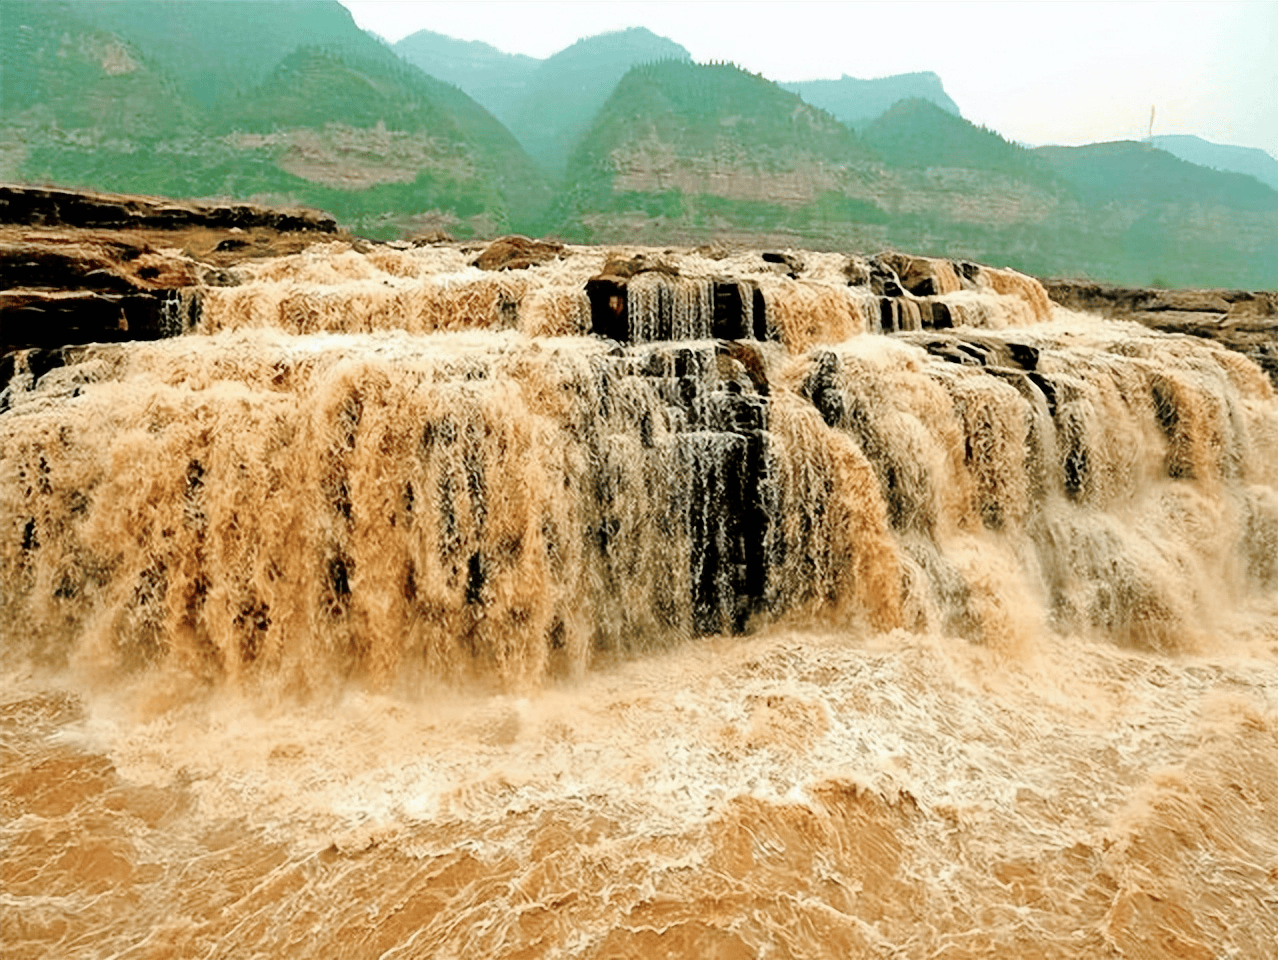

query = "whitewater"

[3,242,1276,959]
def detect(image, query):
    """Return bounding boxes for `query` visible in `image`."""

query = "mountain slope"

[782,72,961,128]
[1035,140,1278,211]
[0,1,197,143]
[502,28,692,179]
[69,0,373,108]
[863,98,1053,185]
[553,60,882,238]
[1,0,550,235]
[1150,134,1278,192]
[398,27,694,180]
[551,66,1278,288]
[392,29,539,124]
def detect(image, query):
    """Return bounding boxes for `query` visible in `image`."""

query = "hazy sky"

[341,0,1278,157]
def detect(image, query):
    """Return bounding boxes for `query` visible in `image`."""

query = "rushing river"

[3,244,1276,958]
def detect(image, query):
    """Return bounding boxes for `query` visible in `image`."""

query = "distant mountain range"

[1150,135,1278,192]
[780,73,962,129]
[549,66,1277,287]
[395,27,691,178]
[2,1,1274,286]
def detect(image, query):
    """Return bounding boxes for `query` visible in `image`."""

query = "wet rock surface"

[1,185,337,233]
[0,187,338,355]
[471,235,565,271]
[1045,279,1278,386]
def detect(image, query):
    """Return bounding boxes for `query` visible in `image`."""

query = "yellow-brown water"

[3,244,1277,958]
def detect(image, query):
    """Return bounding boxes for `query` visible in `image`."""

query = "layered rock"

[0,185,339,356]
[0,185,337,233]
[1046,280,1278,387]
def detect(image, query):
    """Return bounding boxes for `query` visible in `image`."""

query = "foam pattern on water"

[2,244,1277,958]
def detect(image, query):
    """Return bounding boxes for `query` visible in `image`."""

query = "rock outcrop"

[1045,280,1278,387]
[471,235,565,271]
[0,186,340,356]
[0,185,337,234]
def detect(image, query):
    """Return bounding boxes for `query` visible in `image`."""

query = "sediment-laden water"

[3,243,1276,958]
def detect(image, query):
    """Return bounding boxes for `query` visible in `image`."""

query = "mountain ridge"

[781,72,962,129]
[1,0,551,236]
[551,61,1277,287]
[1150,134,1278,192]
[4,4,1273,285]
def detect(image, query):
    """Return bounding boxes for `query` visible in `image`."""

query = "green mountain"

[5,5,1273,286]
[1035,140,1278,211]
[398,27,692,180]
[553,68,1278,288]
[0,1,197,142]
[1150,134,1278,192]
[502,28,692,179]
[862,98,1053,184]
[552,60,881,240]
[782,72,961,129]
[1,0,550,236]
[70,0,377,108]
[392,29,539,126]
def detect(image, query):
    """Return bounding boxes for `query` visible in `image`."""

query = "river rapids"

[2,242,1276,959]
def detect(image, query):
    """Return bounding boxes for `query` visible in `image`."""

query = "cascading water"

[3,242,1276,959]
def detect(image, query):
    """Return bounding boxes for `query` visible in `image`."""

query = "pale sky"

[341,0,1278,157]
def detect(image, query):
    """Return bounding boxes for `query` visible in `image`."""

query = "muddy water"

[5,622,1277,958]
[3,244,1278,958]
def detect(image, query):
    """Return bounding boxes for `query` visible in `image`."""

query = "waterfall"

[4,245,1274,685]
[4,238,1277,960]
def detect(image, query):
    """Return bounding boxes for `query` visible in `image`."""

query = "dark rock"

[928,301,954,329]
[711,280,762,340]
[600,253,679,280]
[898,332,1039,372]
[762,251,804,278]
[800,351,845,428]
[717,340,770,396]
[693,241,732,260]
[409,230,454,245]
[752,286,768,340]
[1,289,196,355]
[875,252,962,297]
[868,259,904,297]
[0,184,336,233]
[586,276,630,342]
[471,235,565,271]
[843,255,872,286]
[0,238,212,294]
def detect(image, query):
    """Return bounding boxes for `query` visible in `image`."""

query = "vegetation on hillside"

[1151,134,1278,192]
[500,28,693,180]
[554,59,876,236]
[550,60,1277,287]
[1035,141,1278,211]
[781,72,961,129]
[3,4,1274,285]
[1,0,550,236]
[863,99,1057,187]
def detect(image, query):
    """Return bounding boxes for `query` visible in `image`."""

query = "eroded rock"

[471,235,565,271]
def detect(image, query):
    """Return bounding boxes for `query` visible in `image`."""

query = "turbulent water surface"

[3,243,1277,958]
